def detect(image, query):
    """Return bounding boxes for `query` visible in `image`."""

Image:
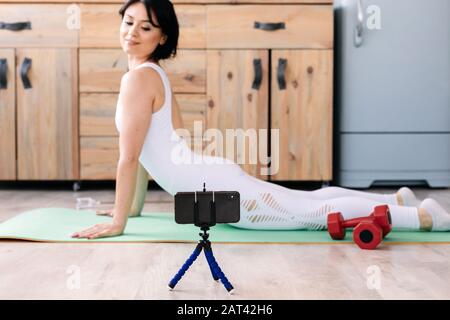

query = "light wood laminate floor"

[0,186,449,300]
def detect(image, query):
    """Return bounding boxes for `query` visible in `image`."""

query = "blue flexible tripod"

[168,185,234,293]
[168,226,234,293]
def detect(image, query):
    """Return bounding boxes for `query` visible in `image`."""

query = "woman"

[72,0,450,239]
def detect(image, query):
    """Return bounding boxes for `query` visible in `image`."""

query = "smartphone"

[174,191,240,225]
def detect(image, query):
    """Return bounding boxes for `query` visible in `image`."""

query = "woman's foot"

[419,198,450,231]
[396,187,420,207]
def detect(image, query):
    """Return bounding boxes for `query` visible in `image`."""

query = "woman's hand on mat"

[71,222,124,239]
[96,208,114,217]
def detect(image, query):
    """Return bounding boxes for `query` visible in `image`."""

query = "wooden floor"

[0,186,449,300]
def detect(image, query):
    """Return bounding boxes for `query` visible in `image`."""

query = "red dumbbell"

[327,204,392,250]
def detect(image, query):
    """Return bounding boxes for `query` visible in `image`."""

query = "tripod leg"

[168,242,202,290]
[204,244,234,293]
[203,249,219,282]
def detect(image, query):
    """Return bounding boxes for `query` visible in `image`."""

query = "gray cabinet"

[334,0,450,187]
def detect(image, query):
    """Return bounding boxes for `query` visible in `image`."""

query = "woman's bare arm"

[97,160,149,217]
[72,68,158,239]
[111,69,157,228]
[129,162,149,216]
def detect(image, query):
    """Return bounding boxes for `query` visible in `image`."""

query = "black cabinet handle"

[277,58,287,90]
[20,57,32,89]
[0,58,7,89]
[0,21,32,31]
[254,21,285,31]
[252,58,262,90]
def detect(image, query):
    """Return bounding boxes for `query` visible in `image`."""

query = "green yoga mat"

[0,207,449,243]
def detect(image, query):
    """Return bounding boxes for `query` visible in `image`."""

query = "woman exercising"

[72,0,450,239]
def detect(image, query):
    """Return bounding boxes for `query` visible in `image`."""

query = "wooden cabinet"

[0,3,79,181]
[0,49,15,180]
[0,0,333,183]
[271,50,333,181]
[0,48,79,180]
[206,5,333,181]
[206,49,333,181]
[206,50,269,179]
[16,49,79,180]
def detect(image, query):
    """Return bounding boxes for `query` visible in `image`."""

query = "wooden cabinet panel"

[16,48,79,180]
[207,5,333,49]
[0,4,78,48]
[80,49,206,93]
[173,5,206,49]
[80,93,206,137]
[175,94,207,152]
[80,137,119,180]
[80,94,206,179]
[159,50,207,93]
[270,50,333,181]
[0,49,16,180]
[207,50,269,179]
[79,4,121,48]
[79,49,127,93]
[80,4,206,48]
[80,93,119,136]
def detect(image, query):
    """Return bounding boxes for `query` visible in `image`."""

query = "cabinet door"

[0,49,16,180]
[271,50,333,181]
[207,50,269,179]
[16,49,79,180]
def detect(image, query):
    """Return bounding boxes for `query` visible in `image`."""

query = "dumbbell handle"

[341,217,369,228]
[340,205,390,229]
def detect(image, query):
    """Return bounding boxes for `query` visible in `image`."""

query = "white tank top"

[115,61,243,196]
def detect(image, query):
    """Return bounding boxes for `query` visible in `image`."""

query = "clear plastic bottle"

[75,197,101,210]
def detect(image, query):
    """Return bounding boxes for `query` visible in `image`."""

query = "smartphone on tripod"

[174,190,240,225]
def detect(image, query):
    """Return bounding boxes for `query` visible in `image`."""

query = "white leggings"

[228,173,419,231]
[166,145,420,231]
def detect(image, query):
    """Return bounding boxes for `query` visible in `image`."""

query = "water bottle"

[75,197,101,210]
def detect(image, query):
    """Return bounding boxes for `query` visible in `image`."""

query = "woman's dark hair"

[119,0,179,62]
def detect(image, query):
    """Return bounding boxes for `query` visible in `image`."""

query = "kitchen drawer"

[0,4,78,48]
[207,5,333,49]
[80,4,206,48]
[80,49,206,93]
